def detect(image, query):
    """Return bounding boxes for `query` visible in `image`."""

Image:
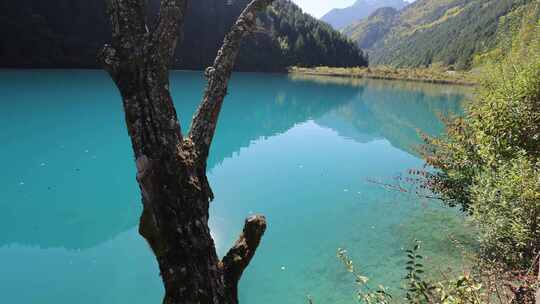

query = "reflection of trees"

[1,72,466,250]
[360,84,464,154]
[289,74,473,98]
[197,74,362,169]
[1,73,358,250]
[310,75,466,155]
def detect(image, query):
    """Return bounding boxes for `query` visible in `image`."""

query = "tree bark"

[535,258,540,304]
[99,0,273,303]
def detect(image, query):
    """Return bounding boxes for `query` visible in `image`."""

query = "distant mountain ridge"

[344,0,537,70]
[321,0,408,30]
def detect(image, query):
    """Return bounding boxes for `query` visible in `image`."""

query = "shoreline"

[0,66,478,86]
[289,66,478,86]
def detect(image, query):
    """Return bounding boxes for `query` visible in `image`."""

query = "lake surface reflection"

[0,70,470,303]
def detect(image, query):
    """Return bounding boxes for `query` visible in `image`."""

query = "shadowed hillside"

[0,0,366,71]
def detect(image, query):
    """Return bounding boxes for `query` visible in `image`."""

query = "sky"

[291,0,414,18]
[291,0,356,18]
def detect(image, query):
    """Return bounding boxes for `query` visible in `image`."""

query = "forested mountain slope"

[343,7,400,49]
[475,0,540,65]
[0,0,366,71]
[344,0,537,70]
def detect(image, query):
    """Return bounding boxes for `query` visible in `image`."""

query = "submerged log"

[99,0,273,303]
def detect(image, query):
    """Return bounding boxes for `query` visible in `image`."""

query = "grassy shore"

[289,66,478,86]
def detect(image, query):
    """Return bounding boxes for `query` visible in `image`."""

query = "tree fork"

[99,0,274,303]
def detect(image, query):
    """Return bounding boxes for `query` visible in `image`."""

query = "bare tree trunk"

[535,258,540,304]
[98,0,273,303]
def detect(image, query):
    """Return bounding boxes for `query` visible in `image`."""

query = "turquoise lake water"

[0,70,470,303]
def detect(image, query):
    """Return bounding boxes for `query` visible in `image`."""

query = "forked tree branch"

[150,0,189,65]
[100,0,188,157]
[100,1,271,302]
[98,0,148,76]
[188,0,275,160]
[108,0,148,52]
[221,215,267,301]
[100,0,188,78]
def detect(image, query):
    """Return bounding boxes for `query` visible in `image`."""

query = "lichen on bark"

[99,0,274,303]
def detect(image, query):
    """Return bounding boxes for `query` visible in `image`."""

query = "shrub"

[420,42,540,269]
[336,241,537,304]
